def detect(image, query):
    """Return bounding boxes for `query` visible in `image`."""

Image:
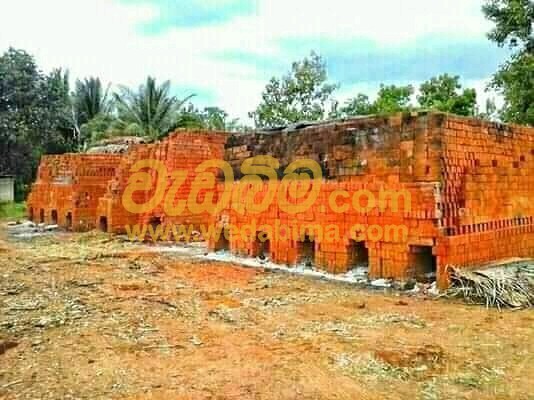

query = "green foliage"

[373,84,414,114]
[173,103,206,130]
[250,52,338,127]
[491,52,534,124]
[483,0,534,125]
[0,48,74,195]
[335,94,374,117]
[114,76,194,140]
[483,0,533,50]
[201,106,229,130]
[73,77,110,124]
[0,202,26,220]
[80,113,116,144]
[173,104,249,132]
[73,77,111,146]
[417,74,478,116]
[336,85,414,118]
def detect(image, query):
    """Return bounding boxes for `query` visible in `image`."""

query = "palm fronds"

[113,76,194,140]
[74,77,110,123]
[444,264,534,309]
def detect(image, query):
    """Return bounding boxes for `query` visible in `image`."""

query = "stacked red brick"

[435,115,534,284]
[27,154,122,231]
[97,129,226,233]
[213,113,534,287]
[213,113,442,281]
[26,112,534,288]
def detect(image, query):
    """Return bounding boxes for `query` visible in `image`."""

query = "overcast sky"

[0,0,509,121]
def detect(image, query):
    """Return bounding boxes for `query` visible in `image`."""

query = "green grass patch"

[0,202,26,220]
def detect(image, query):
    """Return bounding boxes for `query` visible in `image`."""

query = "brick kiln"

[96,129,227,233]
[27,154,122,231]
[26,112,534,287]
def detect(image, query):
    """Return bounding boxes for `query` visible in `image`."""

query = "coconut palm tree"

[71,77,111,148]
[73,77,110,124]
[114,76,194,140]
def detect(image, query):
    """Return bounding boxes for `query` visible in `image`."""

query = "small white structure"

[0,175,15,203]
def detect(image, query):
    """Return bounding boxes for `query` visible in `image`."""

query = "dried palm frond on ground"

[444,264,534,309]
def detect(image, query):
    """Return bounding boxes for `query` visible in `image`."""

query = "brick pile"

[213,114,443,281]
[97,129,226,233]
[26,112,534,287]
[434,115,534,286]
[27,154,122,231]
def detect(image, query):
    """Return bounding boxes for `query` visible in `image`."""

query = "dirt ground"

[0,225,533,400]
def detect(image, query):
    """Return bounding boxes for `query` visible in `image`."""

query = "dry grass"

[0,227,533,399]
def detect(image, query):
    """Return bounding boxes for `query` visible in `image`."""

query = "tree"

[483,0,534,125]
[114,76,193,140]
[483,0,533,51]
[172,103,206,130]
[417,74,477,116]
[73,77,110,124]
[0,48,73,198]
[373,84,414,114]
[492,52,534,123]
[201,106,229,130]
[249,52,338,127]
[172,104,248,132]
[336,84,414,118]
[72,77,114,147]
[335,94,374,117]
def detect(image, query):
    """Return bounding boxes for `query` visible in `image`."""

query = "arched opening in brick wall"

[99,216,108,233]
[39,209,45,223]
[51,210,58,225]
[347,240,369,269]
[297,234,315,267]
[29,208,34,222]
[214,228,230,252]
[254,232,271,259]
[409,245,436,282]
[149,216,162,231]
[66,212,72,230]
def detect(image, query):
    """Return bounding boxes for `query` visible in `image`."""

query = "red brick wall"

[26,113,534,288]
[97,129,227,233]
[214,113,534,288]
[434,116,534,286]
[212,113,443,281]
[27,154,122,231]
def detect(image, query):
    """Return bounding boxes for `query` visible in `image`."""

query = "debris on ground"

[6,220,59,239]
[0,225,533,399]
[444,264,534,309]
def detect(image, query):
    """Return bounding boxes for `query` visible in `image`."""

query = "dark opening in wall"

[29,208,34,221]
[99,216,108,233]
[254,231,271,259]
[409,245,436,282]
[214,228,230,251]
[66,212,72,229]
[492,160,498,167]
[39,209,45,223]
[51,210,58,225]
[347,240,369,269]
[149,216,162,231]
[297,234,315,267]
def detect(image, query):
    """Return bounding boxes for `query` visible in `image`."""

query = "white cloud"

[0,0,499,121]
